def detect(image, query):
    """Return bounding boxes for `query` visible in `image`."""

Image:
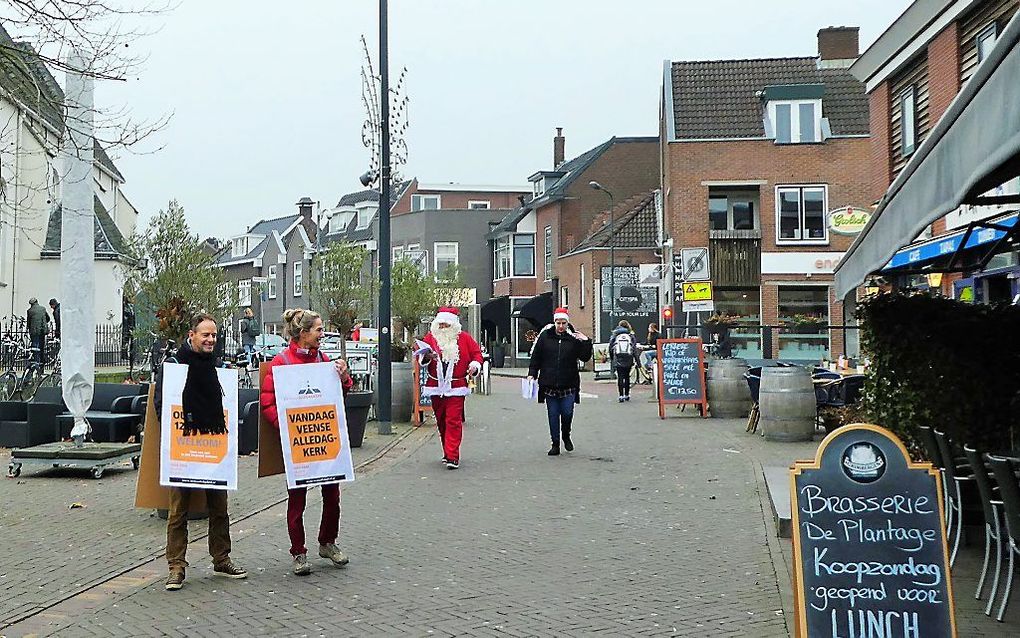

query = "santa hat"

[435,306,460,325]
[553,307,570,321]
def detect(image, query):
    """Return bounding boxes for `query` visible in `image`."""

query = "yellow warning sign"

[683,282,713,302]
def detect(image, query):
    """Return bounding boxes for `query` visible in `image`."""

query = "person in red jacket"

[260,308,353,576]
[419,306,483,469]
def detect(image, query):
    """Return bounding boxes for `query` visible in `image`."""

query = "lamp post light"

[589,181,615,338]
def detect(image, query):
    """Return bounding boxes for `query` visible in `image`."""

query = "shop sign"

[829,206,871,235]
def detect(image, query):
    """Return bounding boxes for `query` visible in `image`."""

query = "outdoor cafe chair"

[919,426,954,528]
[743,367,761,434]
[966,446,1005,614]
[985,454,1020,622]
[935,429,973,567]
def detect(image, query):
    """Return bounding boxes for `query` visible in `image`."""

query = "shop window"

[714,288,761,359]
[778,286,830,360]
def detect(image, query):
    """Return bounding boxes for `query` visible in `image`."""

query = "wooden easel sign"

[789,423,956,637]
[656,338,707,418]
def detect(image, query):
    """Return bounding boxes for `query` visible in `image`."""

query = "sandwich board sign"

[655,338,707,418]
[789,424,956,637]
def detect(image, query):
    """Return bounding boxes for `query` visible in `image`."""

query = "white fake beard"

[431,324,461,366]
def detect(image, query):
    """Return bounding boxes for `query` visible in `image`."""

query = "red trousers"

[286,484,340,556]
[431,395,465,462]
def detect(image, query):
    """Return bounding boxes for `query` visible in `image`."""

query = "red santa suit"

[420,307,483,468]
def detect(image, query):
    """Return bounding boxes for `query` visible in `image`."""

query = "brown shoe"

[213,560,248,579]
[165,569,185,591]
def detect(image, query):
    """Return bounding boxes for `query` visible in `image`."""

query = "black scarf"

[174,342,226,436]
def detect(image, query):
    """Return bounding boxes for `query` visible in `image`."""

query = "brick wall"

[493,277,538,298]
[391,182,527,215]
[868,84,893,203]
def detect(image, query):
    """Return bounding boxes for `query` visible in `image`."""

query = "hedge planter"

[345,390,373,448]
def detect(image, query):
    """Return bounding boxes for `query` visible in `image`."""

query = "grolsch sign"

[829,206,871,235]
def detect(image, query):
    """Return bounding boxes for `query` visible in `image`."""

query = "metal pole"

[608,191,616,334]
[376,0,392,435]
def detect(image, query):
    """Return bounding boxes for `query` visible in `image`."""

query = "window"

[708,189,759,231]
[776,185,827,243]
[560,286,568,307]
[512,234,534,276]
[715,288,762,359]
[356,207,374,229]
[778,285,830,360]
[900,86,916,157]
[293,262,303,297]
[231,237,248,257]
[580,264,586,307]
[218,282,230,306]
[434,242,458,279]
[533,181,544,198]
[976,23,998,63]
[770,100,821,143]
[544,226,552,280]
[392,245,404,263]
[405,243,427,274]
[268,265,277,299]
[468,200,491,209]
[238,279,252,306]
[494,237,511,279]
[411,194,441,211]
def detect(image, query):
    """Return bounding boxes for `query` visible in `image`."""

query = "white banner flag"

[273,362,355,489]
[159,363,239,490]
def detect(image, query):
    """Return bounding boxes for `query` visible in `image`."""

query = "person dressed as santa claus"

[419,306,483,469]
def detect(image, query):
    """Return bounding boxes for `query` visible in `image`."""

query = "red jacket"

[260,340,353,429]
[421,331,483,397]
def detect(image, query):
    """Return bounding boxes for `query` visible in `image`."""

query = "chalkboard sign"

[412,358,434,426]
[656,338,707,418]
[790,424,956,637]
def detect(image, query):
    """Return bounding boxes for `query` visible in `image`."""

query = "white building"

[0,25,139,323]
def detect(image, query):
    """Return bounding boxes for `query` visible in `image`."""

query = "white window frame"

[494,236,512,279]
[560,286,568,307]
[533,181,543,198]
[218,282,231,306]
[293,261,303,297]
[775,184,829,245]
[356,207,374,229]
[433,241,459,279]
[768,99,822,144]
[976,22,998,64]
[580,264,586,307]
[544,226,552,281]
[708,192,759,232]
[411,194,441,211]
[900,85,916,157]
[468,200,491,209]
[512,233,535,277]
[238,279,252,306]
[268,265,277,299]
[392,245,404,262]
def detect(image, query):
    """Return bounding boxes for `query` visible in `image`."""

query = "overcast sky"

[98,0,912,239]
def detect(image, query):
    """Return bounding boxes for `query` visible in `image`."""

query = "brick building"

[660,28,872,361]
[484,130,658,363]
[848,0,1020,304]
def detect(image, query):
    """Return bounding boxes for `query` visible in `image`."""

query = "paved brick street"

[3,375,1017,636]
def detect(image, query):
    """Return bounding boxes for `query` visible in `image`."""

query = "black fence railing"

[661,324,861,362]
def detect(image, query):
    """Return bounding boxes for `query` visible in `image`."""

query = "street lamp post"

[376,0,392,435]
[589,181,615,339]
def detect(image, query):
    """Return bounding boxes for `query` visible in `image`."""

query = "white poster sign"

[682,300,716,313]
[273,362,355,489]
[159,363,238,490]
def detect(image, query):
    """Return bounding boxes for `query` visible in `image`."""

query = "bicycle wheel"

[39,372,61,389]
[20,363,44,400]
[0,371,17,401]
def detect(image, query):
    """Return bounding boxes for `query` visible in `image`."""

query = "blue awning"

[883,212,1019,273]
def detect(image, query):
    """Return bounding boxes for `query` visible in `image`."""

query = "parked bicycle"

[128,336,175,383]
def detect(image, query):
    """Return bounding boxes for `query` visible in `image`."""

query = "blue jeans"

[545,394,575,443]
[31,335,44,363]
[642,350,655,368]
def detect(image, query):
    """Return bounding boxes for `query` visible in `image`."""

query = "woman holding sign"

[527,307,593,456]
[261,308,353,576]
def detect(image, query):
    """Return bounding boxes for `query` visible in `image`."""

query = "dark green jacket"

[27,303,50,337]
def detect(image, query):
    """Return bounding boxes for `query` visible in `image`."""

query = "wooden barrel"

[759,366,816,442]
[707,358,751,418]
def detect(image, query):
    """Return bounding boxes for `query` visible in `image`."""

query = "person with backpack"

[240,307,261,355]
[609,320,636,402]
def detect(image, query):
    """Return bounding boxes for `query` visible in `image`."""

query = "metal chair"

[919,426,952,528]
[744,368,761,433]
[934,429,973,566]
[986,455,1020,622]
[965,446,1005,613]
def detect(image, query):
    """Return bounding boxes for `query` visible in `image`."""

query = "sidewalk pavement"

[2,375,1017,636]
[0,420,425,631]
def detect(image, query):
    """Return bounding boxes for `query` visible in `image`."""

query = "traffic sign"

[682,300,715,313]
[682,281,713,302]
[680,247,710,281]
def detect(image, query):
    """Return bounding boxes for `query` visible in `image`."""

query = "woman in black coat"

[527,308,593,456]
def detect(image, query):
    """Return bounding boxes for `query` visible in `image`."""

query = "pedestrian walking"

[260,308,353,576]
[419,306,483,470]
[239,307,260,356]
[527,307,592,456]
[26,297,49,363]
[48,298,61,340]
[154,313,247,591]
[610,320,636,402]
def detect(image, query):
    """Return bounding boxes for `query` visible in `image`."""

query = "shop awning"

[480,295,511,343]
[882,212,1020,274]
[834,11,1020,297]
[512,291,554,330]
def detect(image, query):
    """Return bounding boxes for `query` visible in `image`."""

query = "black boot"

[562,416,574,451]
[548,442,560,456]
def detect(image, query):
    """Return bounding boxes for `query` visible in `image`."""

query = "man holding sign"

[154,314,246,591]
[261,308,354,576]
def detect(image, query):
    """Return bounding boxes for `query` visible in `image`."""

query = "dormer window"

[762,84,824,144]
[357,207,374,229]
[231,237,248,257]
[533,180,544,198]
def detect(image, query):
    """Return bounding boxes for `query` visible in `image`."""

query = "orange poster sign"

[169,405,230,464]
[285,405,341,464]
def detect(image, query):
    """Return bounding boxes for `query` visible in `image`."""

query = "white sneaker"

[292,553,311,575]
[318,543,349,567]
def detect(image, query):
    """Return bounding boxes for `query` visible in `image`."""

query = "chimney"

[296,196,316,242]
[296,196,314,220]
[553,127,565,168]
[817,26,859,62]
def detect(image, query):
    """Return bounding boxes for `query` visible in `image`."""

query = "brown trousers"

[166,487,231,570]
